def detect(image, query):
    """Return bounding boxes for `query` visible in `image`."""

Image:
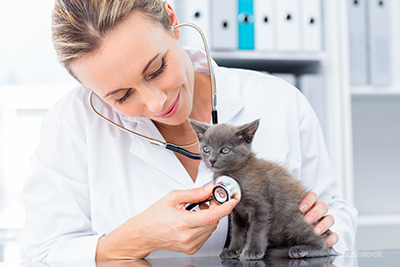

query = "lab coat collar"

[213,63,244,123]
[119,47,244,187]
[129,118,195,189]
[183,46,244,123]
[88,92,192,188]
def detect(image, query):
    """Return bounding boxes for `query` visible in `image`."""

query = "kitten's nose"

[209,159,216,166]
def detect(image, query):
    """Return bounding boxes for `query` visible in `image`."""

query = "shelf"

[351,85,400,96]
[357,215,400,226]
[211,51,327,74]
[211,50,327,61]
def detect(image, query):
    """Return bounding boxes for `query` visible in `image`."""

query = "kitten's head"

[189,119,260,172]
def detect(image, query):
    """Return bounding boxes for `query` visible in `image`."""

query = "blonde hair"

[52,0,171,77]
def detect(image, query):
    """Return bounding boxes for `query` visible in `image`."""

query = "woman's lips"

[156,93,180,119]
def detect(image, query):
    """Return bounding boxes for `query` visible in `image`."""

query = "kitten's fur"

[190,119,338,260]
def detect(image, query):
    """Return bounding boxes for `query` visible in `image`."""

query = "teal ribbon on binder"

[238,0,255,50]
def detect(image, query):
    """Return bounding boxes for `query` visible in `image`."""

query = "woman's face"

[70,10,195,126]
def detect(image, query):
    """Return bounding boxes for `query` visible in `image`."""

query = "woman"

[19,0,357,262]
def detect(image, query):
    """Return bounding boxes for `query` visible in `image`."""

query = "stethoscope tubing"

[88,22,216,160]
[173,22,218,124]
[88,91,202,160]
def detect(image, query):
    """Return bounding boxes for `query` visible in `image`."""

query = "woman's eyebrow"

[142,53,161,75]
[103,53,161,99]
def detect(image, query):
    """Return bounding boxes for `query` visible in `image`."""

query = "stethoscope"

[185,176,242,211]
[88,22,241,208]
[88,22,216,161]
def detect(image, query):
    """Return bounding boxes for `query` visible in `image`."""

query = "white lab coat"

[19,47,357,262]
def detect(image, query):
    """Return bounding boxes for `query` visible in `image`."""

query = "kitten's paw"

[244,260,267,267]
[220,248,242,259]
[220,258,242,267]
[244,249,265,260]
[289,246,309,259]
[288,259,309,267]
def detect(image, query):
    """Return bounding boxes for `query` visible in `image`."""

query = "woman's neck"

[152,71,213,182]
[189,71,213,123]
[153,71,213,139]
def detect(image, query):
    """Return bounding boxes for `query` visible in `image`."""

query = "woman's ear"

[164,2,181,39]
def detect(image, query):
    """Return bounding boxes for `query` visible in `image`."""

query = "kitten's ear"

[189,119,210,142]
[235,119,260,144]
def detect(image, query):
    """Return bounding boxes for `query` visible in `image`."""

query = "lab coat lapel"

[124,118,194,189]
[184,46,244,123]
[212,64,244,123]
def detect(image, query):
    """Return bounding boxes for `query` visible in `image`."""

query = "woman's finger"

[190,199,237,227]
[299,191,318,213]
[325,231,339,248]
[304,201,328,225]
[313,214,335,235]
[168,184,215,209]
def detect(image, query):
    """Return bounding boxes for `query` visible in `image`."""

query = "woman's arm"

[20,106,236,261]
[96,184,236,260]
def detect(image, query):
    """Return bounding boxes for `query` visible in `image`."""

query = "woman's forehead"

[71,12,171,92]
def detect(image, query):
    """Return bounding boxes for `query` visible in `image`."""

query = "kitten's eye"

[203,146,210,153]
[221,147,230,154]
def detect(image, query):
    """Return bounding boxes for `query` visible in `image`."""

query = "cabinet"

[350,0,400,250]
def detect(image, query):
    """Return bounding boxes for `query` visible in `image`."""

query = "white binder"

[254,0,275,51]
[301,0,322,52]
[367,0,392,86]
[211,0,238,50]
[298,74,326,134]
[174,0,211,49]
[348,0,368,85]
[276,0,301,52]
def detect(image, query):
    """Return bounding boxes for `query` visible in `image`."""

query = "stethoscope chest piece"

[185,176,241,211]
[213,176,242,205]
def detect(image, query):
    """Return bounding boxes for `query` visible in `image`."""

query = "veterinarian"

[19,0,357,262]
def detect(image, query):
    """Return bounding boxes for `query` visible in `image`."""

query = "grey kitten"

[189,119,338,260]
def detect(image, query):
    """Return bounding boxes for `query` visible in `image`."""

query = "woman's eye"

[114,89,133,105]
[147,59,167,80]
[221,147,230,154]
[203,146,210,153]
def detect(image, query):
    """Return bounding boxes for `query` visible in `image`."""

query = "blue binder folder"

[238,0,254,49]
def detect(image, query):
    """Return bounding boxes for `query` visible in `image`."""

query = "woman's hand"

[299,191,339,248]
[96,183,237,260]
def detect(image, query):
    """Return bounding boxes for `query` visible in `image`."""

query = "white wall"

[0,0,75,85]
[0,1,77,232]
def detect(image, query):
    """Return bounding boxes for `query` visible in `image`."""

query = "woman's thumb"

[174,183,214,205]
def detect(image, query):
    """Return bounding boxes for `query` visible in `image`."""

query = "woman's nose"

[140,87,167,113]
